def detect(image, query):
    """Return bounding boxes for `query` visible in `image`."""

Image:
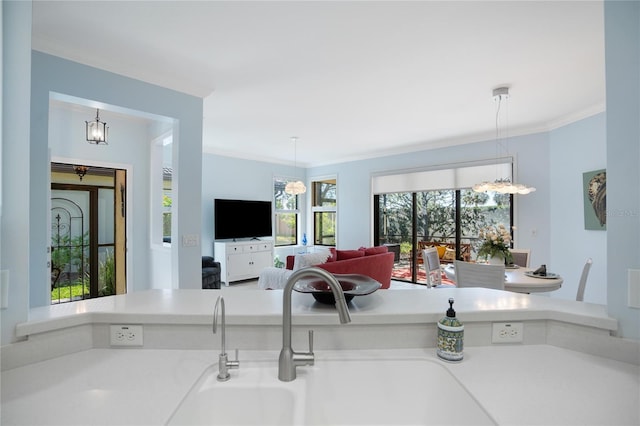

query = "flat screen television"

[214,199,273,240]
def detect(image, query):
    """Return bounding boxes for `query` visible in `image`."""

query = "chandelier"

[473,178,535,195]
[85,108,108,144]
[285,137,306,195]
[473,87,535,195]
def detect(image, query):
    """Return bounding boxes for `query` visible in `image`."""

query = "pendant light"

[85,108,108,145]
[473,87,535,195]
[285,137,306,195]
[73,165,89,181]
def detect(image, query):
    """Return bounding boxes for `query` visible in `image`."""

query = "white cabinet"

[214,240,273,285]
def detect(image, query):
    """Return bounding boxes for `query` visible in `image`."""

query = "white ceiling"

[32,1,605,167]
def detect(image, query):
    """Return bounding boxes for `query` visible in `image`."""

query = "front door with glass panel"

[50,163,126,303]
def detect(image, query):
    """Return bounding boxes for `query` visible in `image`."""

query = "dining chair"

[576,258,593,301]
[422,247,442,287]
[454,260,505,290]
[510,249,531,268]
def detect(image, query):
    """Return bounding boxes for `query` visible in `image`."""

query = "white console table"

[214,240,273,285]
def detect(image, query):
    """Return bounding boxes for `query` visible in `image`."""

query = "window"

[312,178,337,246]
[162,168,172,243]
[274,177,299,246]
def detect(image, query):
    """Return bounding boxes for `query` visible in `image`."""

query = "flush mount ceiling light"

[285,136,307,195]
[85,108,108,144]
[473,87,536,195]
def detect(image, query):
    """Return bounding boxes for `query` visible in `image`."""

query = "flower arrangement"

[476,224,513,264]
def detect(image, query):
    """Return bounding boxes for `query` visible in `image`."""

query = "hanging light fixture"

[85,108,108,144]
[73,165,89,181]
[285,136,307,195]
[473,87,535,195]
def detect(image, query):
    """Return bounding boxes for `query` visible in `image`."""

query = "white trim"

[309,174,338,248]
[273,175,303,247]
[150,131,173,251]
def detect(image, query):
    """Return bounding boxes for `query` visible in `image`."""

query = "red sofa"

[286,246,395,289]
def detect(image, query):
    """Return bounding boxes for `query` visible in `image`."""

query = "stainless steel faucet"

[278,267,351,382]
[213,296,240,381]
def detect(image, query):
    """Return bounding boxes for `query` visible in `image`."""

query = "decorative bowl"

[293,273,381,304]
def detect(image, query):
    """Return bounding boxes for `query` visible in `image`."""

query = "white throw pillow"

[293,251,330,271]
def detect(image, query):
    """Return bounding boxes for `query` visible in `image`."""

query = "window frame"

[150,132,173,248]
[273,176,301,247]
[311,176,337,247]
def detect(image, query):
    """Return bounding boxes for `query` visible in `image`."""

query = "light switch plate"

[182,234,200,247]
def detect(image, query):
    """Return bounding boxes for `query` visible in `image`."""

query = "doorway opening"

[50,162,127,304]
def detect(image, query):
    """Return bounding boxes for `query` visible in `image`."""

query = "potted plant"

[476,224,513,265]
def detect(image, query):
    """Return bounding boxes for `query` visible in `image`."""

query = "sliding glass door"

[375,189,512,284]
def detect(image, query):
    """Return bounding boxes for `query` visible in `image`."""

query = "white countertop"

[2,346,638,425]
[17,287,617,337]
[3,288,638,425]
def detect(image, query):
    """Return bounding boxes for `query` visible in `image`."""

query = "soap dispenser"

[437,298,464,362]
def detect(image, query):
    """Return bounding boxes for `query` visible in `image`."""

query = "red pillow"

[364,246,388,256]
[336,249,365,261]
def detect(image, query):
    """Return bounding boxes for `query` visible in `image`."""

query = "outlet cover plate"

[110,324,143,346]
[491,322,524,343]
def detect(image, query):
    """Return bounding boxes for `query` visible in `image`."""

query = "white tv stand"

[214,240,274,285]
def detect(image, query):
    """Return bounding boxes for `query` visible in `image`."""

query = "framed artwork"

[583,169,606,230]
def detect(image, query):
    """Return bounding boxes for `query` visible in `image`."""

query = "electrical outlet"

[110,325,143,346]
[491,322,523,343]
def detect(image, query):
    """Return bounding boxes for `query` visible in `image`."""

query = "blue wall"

[604,1,640,340]
[308,132,553,262]
[29,52,204,307]
[550,114,607,303]
[1,0,32,345]
[0,43,204,344]
[201,154,304,260]
[48,104,159,295]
